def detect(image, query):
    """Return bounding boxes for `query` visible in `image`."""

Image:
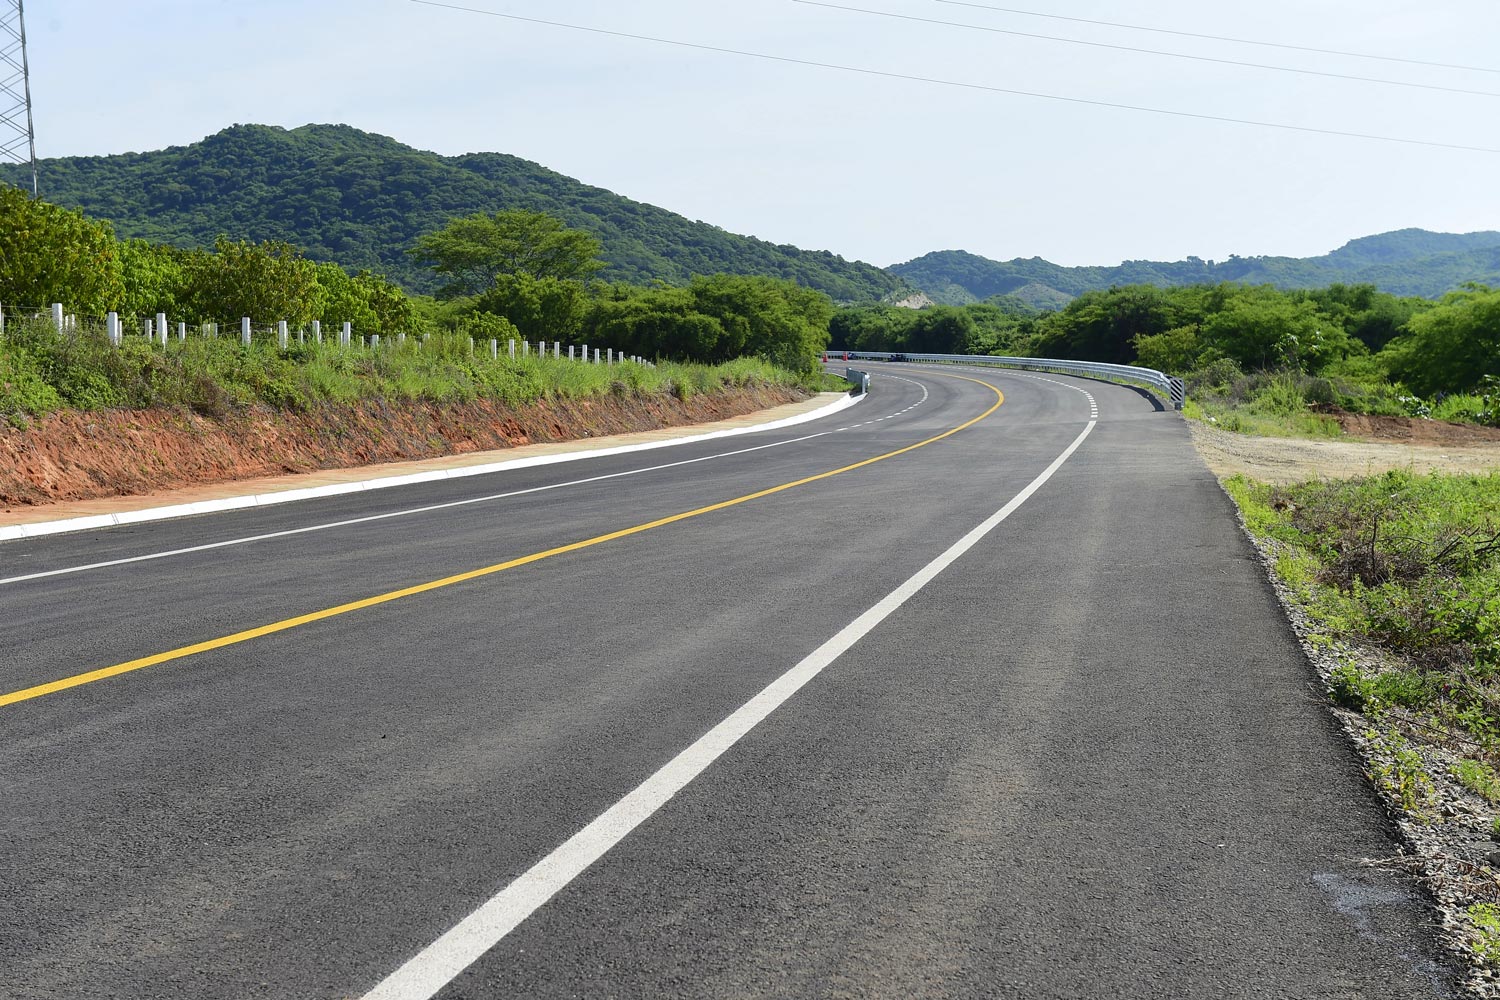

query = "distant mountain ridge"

[892,229,1500,307]
[0,124,909,303]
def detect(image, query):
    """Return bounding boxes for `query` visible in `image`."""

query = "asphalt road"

[0,365,1459,998]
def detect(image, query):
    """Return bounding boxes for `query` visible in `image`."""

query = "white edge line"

[360,417,1098,1000]
[0,392,866,543]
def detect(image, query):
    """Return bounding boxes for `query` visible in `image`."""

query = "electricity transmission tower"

[1,0,37,195]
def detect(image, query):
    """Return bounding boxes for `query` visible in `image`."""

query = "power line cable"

[793,0,1500,100]
[932,0,1500,77]
[407,0,1500,154]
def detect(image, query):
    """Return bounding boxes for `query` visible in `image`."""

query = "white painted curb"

[0,392,866,543]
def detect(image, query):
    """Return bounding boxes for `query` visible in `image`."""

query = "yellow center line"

[2,374,1004,710]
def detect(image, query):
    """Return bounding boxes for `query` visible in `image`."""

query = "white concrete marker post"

[278,321,289,350]
[490,339,498,360]
[568,345,575,361]
[157,313,168,347]
[178,322,186,343]
[509,339,515,360]
[554,342,560,360]
[312,320,322,344]
[342,322,352,349]
[522,340,529,358]
[51,303,63,333]
[241,318,252,346]
[106,312,119,347]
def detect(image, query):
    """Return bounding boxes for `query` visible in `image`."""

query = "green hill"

[893,229,1500,306]
[1,123,909,303]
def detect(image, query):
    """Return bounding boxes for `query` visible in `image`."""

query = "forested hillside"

[894,230,1500,306]
[0,124,908,303]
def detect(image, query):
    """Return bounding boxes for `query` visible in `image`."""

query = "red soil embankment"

[0,385,807,508]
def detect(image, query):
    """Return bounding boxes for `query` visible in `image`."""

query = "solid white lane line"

[359,418,1098,1000]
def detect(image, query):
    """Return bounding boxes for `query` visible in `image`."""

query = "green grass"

[1469,904,1500,966]
[0,318,819,423]
[1452,758,1500,804]
[1182,364,1499,439]
[1226,470,1500,752]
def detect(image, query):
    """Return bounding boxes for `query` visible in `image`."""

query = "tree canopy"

[409,209,604,298]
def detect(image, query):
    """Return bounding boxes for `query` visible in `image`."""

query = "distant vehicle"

[888,353,908,362]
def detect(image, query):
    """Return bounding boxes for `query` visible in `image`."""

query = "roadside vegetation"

[1227,469,1500,975]
[0,188,837,426]
[830,281,1499,437]
[0,316,821,428]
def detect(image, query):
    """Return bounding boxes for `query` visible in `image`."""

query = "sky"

[16,0,1500,269]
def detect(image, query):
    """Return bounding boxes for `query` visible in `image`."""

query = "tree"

[182,237,320,324]
[118,239,189,318]
[1131,325,1204,373]
[1199,287,1349,372]
[1381,285,1500,395]
[475,273,589,342]
[312,263,415,338]
[409,210,603,298]
[0,188,124,315]
[688,274,833,372]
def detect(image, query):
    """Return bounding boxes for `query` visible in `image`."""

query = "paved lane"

[0,367,1456,998]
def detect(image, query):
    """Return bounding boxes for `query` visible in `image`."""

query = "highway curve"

[0,365,1458,998]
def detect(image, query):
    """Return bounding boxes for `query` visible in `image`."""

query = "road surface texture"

[1,365,1458,998]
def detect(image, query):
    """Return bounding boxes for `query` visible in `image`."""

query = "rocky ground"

[1198,416,1500,996]
[0,385,808,509]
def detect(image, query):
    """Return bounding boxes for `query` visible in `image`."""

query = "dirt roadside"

[1191,412,1500,483]
[0,385,817,513]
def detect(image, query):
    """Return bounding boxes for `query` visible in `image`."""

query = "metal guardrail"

[841,352,1186,410]
[845,367,871,395]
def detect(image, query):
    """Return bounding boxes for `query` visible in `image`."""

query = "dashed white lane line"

[906,364,1098,423]
[0,432,837,586]
[358,417,1098,1000]
[1,390,878,545]
[3,374,938,586]
[829,371,930,433]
